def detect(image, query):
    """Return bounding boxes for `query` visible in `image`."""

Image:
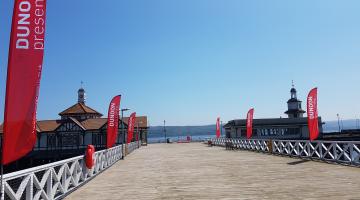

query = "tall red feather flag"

[3,0,47,165]
[127,112,136,144]
[106,95,121,148]
[307,88,319,141]
[246,108,254,139]
[216,117,221,138]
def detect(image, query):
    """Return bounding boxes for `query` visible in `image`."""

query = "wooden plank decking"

[66,143,360,200]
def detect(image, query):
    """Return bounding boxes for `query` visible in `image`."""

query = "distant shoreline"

[148,119,360,137]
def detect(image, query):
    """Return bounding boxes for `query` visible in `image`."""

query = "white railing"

[210,138,270,152]
[211,138,227,147]
[0,143,139,200]
[210,138,360,167]
[272,140,360,166]
[232,139,270,152]
[127,142,139,154]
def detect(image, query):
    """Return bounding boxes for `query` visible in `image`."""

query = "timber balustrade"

[210,138,360,167]
[1,142,140,200]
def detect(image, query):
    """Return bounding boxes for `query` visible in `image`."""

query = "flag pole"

[1,163,3,199]
[1,136,4,199]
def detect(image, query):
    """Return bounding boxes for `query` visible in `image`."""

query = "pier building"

[0,87,149,172]
[224,84,323,140]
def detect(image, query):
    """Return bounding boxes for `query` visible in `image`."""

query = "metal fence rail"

[127,142,139,154]
[1,142,139,200]
[210,138,360,167]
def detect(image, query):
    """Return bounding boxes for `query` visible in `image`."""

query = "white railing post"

[319,141,323,159]
[1,176,4,200]
[26,174,33,200]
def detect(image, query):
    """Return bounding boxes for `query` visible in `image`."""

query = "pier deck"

[66,143,360,200]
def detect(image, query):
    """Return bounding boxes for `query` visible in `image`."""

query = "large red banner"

[307,88,319,141]
[216,117,221,138]
[127,112,136,144]
[3,0,47,165]
[106,95,121,148]
[246,108,254,139]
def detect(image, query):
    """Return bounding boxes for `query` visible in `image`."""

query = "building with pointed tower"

[284,82,306,118]
[0,86,149,172]
[78,83,86,104]
[59,86,103,120]
[224,83,323,140]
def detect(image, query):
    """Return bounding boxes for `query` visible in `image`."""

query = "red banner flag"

[106,95,121,148]
[3,0,47,165]
[216,117,221,138]
[307,88,319,141]
[246,108,254,139]
[127,112,136,144]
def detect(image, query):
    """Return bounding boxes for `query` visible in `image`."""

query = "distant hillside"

[323,119,360,133]
[148,119,360,138]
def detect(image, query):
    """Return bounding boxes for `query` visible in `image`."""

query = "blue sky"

[0,0,360,126]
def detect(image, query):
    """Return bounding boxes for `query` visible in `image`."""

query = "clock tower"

[285,81,306,118]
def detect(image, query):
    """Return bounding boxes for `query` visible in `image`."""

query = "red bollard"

[85,145,95,169]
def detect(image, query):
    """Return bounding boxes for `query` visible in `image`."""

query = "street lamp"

[337,114,341,133]
[163,120,166,143]
[137,121,143,147]
[121,108,130,158]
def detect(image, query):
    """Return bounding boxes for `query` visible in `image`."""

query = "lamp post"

[146,120,150,145]
[163,120,166,143]
[221,120,223,137]
[121,108,130,158]
[337,114,341,133]
[355,116,359,130]
[137,121,143,147]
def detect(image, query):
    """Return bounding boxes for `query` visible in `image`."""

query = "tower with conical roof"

[78,81,86,104]
[284,81,305,118]
[59,83,103,120]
